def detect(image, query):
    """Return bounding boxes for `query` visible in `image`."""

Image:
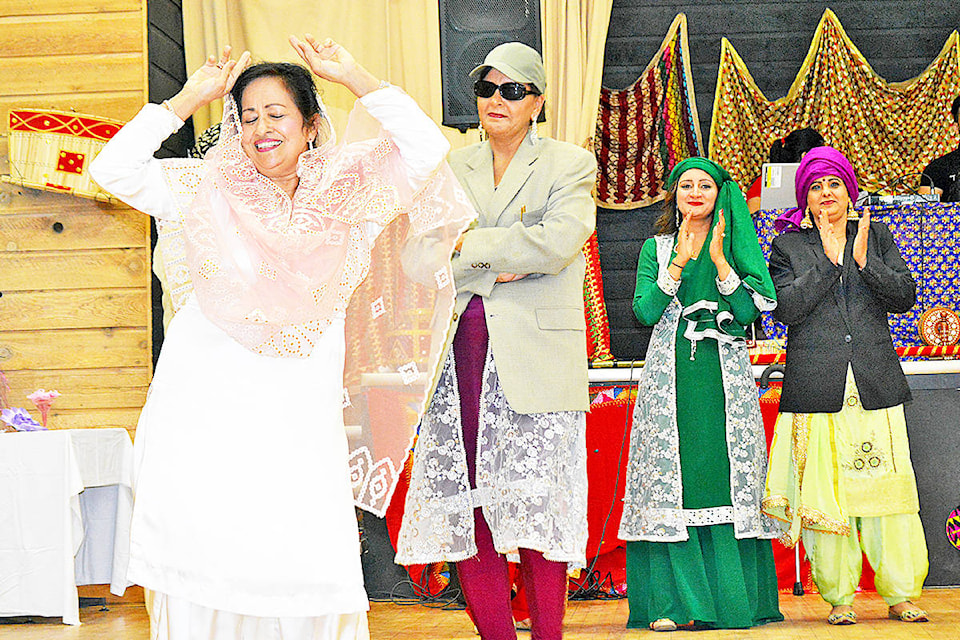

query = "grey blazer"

[447,134,597,414]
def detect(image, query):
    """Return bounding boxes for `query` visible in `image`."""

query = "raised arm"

[91,47,250,218]
[633,238,676,326]
[856,221,916,313]
[290,35,450,186]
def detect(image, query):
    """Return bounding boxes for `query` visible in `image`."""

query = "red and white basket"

[3,109,123,201]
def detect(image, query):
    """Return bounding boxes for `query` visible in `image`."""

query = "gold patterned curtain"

[710,8,960,193]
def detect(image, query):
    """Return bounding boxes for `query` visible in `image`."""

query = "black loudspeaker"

[439,0,542,132]
[903,386,960,586]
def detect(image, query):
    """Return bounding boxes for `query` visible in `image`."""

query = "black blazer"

[769,220,915,413]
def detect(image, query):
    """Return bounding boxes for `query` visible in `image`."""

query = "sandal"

[826,608,857,625]
[649,618,678,632]
[888,605,928,622]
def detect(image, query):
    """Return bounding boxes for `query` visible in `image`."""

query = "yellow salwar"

[763,367,928,605]
[802,514,927,606]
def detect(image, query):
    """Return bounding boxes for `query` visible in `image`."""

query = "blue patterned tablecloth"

[755,203,960,348]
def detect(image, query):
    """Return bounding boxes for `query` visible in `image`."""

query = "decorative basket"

[2,109,123,201]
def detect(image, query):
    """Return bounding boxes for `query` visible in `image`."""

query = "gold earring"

[846,200,858,220]
[800,207,813,229]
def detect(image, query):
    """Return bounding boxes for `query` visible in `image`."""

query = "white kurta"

[89,87,449,627]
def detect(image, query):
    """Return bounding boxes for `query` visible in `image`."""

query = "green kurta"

[633,240,758,508]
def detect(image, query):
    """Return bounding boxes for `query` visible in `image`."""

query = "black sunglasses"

[473,80,540,101]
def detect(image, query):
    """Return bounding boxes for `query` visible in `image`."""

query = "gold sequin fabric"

[710,9,960,195]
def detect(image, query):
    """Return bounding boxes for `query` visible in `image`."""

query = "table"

[0,428,134,625]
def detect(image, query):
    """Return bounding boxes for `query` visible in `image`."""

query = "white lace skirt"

[397,348,588,567]
[145,589,369,640]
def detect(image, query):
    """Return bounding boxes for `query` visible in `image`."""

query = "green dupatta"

[666,157,776,345]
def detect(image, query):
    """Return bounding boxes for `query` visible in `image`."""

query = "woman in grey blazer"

[764,147,929,626]
[397,42,596,640]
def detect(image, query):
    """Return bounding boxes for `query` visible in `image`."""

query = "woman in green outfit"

[618,157,783,631]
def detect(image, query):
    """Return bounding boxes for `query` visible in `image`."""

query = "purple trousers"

[452,296,568,640]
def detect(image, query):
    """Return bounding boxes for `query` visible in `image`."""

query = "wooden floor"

[1,589,958,639]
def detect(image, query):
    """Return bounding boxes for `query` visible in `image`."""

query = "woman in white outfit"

[90,37,471,640]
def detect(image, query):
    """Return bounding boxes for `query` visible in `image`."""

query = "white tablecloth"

[0,428,134,625]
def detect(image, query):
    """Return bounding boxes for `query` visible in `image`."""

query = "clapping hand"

[818,210,843,265]
[674,215,695,265]
[708,209,731,280]
[852,208,870,268]
[171,46,250,119]
[289,35,379,97]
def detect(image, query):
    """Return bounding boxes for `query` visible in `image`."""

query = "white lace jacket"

[618,235,782,542]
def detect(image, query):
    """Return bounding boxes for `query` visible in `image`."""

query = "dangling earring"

[675,207,682,229]
[800,206,813,229]
[529,117,539,142]
[308,137,315,151]
[846,200,858,220]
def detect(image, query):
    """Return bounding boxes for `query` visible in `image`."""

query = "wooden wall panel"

[0,289,149,330]
[0,327,150,370]
[0,248,148,290]
[0,54,143,97]
[0,0,150,434]
[5,368,150,409]
[0,12,142,58]
[0,0,141,16]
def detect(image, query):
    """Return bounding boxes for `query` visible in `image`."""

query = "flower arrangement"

[27,389,60,428]
[0,372,58,433]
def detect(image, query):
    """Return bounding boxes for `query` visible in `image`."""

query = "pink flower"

[27,389,60,428]
[0,371,9,411]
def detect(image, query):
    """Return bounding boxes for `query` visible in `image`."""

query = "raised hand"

[169,46,251,119]
[708,209,731,280]
[817,210,843,265]
[674,215,695,266]
[289,35,379,97]
[852,208,870,268]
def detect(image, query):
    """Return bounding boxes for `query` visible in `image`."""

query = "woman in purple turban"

[763,147,929,626]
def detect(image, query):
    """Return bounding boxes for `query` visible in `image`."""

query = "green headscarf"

[665,157,776,340]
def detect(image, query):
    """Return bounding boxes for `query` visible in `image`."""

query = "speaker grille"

[447,0,536,32]
[439,0,541,131]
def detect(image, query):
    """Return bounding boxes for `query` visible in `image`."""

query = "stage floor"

[1,589,957,639]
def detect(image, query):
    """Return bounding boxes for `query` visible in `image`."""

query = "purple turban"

[774,146,859,233]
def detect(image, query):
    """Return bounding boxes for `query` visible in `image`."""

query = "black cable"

[868,171,941,204]
[369,565,465,609]
[566,362,636,601]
